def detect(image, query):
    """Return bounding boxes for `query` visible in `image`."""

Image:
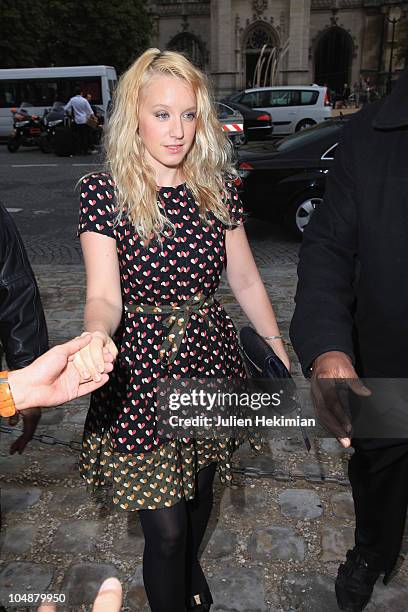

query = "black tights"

[139,461,217,612]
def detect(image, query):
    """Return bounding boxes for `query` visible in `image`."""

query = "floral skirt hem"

[79,430,265,511]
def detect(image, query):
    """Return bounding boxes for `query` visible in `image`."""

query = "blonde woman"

[74,49,289,612]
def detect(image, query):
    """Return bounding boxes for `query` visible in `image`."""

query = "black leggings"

[139,461,217,612]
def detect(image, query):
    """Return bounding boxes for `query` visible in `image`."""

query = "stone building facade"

[147,0,407,97]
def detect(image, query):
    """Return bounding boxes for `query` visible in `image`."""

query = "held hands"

[311,351,371,448]
[72,331,118,383]
[8,334,116,413]
[7,335,116,454]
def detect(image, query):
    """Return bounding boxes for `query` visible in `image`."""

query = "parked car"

[220,100,273,141]
[225,85,332,136]
[215,102,245,146]
[237,117,347,238]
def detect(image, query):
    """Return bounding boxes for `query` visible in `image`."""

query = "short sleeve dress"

[78,172,264,511]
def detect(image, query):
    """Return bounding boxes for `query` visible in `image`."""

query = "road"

[0,144,299,266]
[0,145,103,264]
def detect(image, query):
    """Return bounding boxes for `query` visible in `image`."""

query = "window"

[229,92,244,103]
[245,25,275,50]
[265,90,298,107]
[300,90,319,105]
[167,33,205,68]
[240,91,268,108]
[0,82,20,107]
[216,103,235,119]
[0,77,102,108]
[19,80,57,106]
[57,79,102,105]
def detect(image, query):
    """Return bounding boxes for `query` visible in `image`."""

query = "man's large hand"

[8,335,115,411]
[311,351,371,448]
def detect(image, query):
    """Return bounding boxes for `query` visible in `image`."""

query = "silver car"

[226,85,332,136]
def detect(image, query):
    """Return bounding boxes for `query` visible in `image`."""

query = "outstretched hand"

[37,577,122,612]
[311,351,371,448]
[8,335,115,411]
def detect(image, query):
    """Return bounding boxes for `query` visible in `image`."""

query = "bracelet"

[0,371,16,417]
[262,335,283,340]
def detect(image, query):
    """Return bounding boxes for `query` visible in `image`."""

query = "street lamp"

[386,5,403,94]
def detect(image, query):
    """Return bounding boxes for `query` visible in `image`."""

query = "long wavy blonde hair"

[104,48,238,242]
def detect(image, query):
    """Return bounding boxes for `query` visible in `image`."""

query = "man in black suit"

[290,68,408,611]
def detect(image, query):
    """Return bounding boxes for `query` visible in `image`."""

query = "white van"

[227,85,332,136]
[0,65,117,140]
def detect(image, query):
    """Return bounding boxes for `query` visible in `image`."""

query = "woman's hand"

[8,334,115,411]
[225,225,291,373]
[72,331,118,382]
[265,338,290,372]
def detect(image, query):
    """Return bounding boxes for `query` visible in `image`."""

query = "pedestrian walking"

[64,87,94,154]
[73,48,289,612]
[290,67,408,611]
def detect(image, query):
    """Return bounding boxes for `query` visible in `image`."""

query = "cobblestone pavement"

[1,214,408,611]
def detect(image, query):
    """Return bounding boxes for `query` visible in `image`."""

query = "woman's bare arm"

[81,232,123,336]
[72,232,122,381]
[225,224,289,369]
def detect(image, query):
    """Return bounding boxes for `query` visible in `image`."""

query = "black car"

[220,100,273,141]
[237,117,347,238]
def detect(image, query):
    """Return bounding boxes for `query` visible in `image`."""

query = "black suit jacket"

[290,69,408,378]
[0,203,48,369]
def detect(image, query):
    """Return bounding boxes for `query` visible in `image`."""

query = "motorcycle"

[39,101,68,153]
[87,104,105,149]
[7,103,43,152]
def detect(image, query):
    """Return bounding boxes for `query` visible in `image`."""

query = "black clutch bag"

[239,326,311,451]
[240,326,291,380]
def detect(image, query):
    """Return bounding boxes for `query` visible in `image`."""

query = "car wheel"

[284,194,323,239]
[295,119,316,132]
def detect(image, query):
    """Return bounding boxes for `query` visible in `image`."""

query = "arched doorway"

[167,32,205,69]
[314,27,352,94]
[244,23,279,88]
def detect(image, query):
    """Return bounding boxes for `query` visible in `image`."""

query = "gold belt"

[124,293,215,365]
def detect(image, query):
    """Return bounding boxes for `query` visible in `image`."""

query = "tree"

[0,0,152,73]
[40,0,152,74]
[0,0,46,68]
